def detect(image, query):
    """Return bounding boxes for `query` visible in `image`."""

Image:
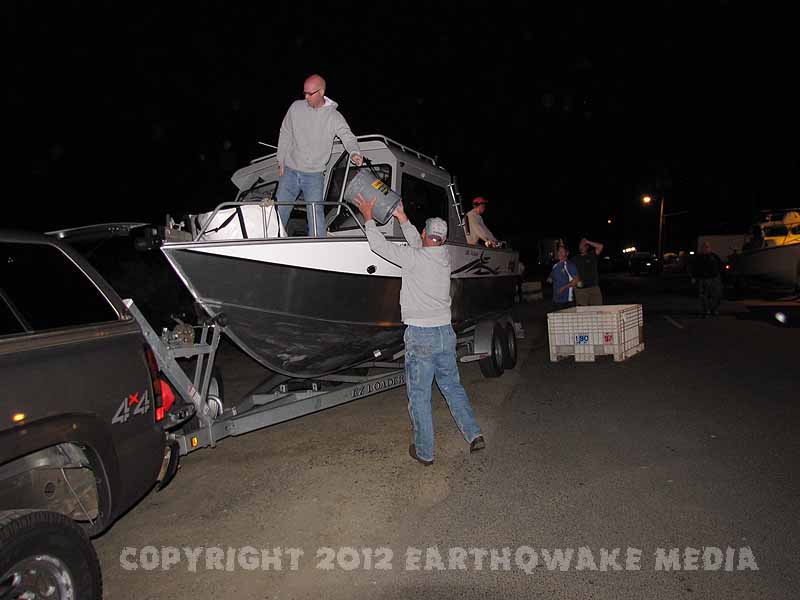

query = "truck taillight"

[156,379,176,421]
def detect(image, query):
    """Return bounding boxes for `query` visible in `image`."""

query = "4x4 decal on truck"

[111,390,150,425]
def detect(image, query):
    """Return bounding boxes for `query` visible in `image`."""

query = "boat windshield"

[237,180,278,203]
[764,225,789,237]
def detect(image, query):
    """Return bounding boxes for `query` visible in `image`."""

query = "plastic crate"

[547,304,644,363]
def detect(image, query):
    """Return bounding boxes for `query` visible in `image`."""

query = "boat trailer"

[124,299,520,457]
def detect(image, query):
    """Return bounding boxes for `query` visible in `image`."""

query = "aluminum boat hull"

[162,237,518,378]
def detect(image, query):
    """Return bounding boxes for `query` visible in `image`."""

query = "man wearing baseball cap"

[466,196,500,247]
[353,192,485,466]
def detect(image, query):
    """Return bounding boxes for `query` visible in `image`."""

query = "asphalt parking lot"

[94,276,799,599]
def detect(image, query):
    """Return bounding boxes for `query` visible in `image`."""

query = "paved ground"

[94,276,799,599]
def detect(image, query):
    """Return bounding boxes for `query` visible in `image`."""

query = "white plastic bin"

[547,304,644,363]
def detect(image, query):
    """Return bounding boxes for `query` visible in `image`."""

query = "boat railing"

[247,134,439,167]
[194,200,366,241]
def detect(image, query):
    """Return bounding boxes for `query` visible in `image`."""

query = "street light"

[641,193,689,272]
[641,194,666,269]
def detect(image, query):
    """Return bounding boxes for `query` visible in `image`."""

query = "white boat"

[160,135,520,378]
[730,208,800,292]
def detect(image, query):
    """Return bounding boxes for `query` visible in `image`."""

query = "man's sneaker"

[470,436,486,453]
[409,444,433,466]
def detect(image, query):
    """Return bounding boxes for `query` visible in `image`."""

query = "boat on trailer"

[160,135,520,378]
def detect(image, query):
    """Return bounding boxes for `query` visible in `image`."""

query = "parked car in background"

[628,251,658,276]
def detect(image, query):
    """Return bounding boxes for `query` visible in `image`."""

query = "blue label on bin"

[575,334,589,345]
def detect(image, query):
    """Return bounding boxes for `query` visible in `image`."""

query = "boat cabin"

[201,135,468,243]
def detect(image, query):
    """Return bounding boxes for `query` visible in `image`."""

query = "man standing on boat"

[465,196,500,247]
[353,192,485,466]
[276,74,363,237]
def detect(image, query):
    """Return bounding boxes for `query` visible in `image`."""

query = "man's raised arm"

[354,193,415,268]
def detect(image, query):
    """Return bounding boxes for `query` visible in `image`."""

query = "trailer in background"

[696,233,747,262]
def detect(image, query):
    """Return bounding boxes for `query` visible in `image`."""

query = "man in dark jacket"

[691,242,723,317]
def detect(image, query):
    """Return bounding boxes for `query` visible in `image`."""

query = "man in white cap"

[354,192,485,466]
[465,196,500,247]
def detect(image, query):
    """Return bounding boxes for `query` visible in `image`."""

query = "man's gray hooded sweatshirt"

[365,220,451,327]
[277,97,361,173]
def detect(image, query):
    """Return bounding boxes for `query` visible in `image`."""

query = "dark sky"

[6,1,797,254]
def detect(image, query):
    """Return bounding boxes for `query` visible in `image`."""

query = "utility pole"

[657,194,665,273]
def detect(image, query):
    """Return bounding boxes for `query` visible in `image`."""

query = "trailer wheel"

[502,322,518,369]
[479,323,506,378]
[0,509,102,600]
[207,367,224,418]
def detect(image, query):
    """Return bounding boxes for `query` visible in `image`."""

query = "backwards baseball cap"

[424,217,448,243]
[472,196,488,206]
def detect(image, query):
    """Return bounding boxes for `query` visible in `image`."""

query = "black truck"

[0,229,179,599]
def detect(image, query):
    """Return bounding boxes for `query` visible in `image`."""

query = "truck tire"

[479,323,506,378]
[0,509,102,600]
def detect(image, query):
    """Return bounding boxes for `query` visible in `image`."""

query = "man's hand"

[351,153,363,167]
[354,192,377,221]
[392,200,408,224]
[278,163,285,177]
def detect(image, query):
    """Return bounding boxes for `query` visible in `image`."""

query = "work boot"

[470,436,486,453]
[409,444,433,466]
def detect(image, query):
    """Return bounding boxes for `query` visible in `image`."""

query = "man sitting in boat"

[466,196,501,247]
[276,74,363,238]
[353,192,486,465]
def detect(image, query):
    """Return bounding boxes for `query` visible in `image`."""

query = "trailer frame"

[124,299,521,457]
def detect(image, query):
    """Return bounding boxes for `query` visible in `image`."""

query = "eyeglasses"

[303,88,320,97]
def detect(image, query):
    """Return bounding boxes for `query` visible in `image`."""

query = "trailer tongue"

[124,299,407,456]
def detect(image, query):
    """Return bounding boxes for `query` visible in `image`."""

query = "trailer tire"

[0,509,102,600]
[479,323,506,378]
[207,367,224,418]
[502,322,518,369]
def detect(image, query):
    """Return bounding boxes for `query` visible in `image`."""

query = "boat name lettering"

[351,374,406,399]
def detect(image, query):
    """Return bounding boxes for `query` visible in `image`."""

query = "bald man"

[276,74,363,237]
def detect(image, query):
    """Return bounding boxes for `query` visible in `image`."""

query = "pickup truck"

[0,229,178,599]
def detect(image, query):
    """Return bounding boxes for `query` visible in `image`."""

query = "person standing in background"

[574,237,604,306]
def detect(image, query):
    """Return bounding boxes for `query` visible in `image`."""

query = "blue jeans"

[404,324,482,462]
[276,167,326,237]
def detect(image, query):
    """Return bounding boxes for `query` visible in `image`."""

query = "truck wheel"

[0,509,102,600]
[479,323,506,378]
[502,322,518,369]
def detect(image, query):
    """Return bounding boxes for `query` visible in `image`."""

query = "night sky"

[7,1,797,258]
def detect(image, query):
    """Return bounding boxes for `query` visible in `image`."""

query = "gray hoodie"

[365,220,451,327]
[277,97,361,173]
